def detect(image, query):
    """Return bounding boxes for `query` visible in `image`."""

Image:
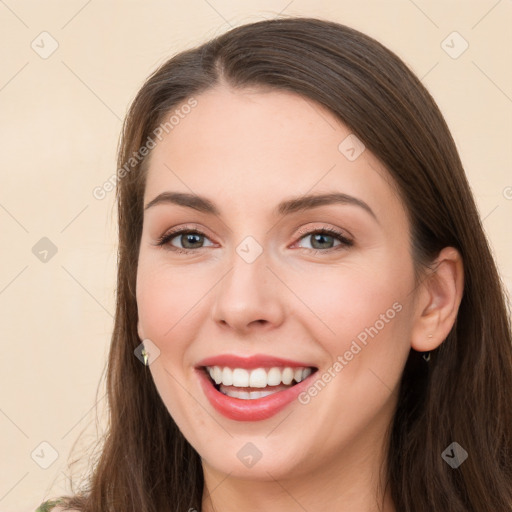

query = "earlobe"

[410,247,464,352]
[137,320,144,341]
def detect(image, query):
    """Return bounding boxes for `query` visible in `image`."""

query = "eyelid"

[154,223,215,250]
[155,223,353,253]
[293,223,352,241]
[291,225,353,251]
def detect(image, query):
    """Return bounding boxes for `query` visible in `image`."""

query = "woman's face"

[136,84,419,481]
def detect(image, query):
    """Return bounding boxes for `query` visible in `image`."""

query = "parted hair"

[51,16,511,512]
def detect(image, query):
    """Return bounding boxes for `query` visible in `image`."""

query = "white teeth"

[221,367,233,386]
[232,368,250,387]
[212,366,222,385]
[282,367,294,385]
[249,368,268,388]
[206,365,314,388]
[267,367,282,386]
[223,388,277,400]
[302,367,312,379]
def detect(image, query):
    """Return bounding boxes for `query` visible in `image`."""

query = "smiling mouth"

[202,365,318,400]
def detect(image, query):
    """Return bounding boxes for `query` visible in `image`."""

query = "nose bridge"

[211,232,284,330]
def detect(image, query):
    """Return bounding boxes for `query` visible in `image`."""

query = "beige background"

[0,1,511,510]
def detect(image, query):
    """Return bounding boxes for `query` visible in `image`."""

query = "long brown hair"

[52,16,512,512]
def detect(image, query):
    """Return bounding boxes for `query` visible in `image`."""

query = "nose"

[211,245,286,335]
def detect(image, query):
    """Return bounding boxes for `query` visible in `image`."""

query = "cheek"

[289,259,409,344]
[136,261,208,427]
[136,259,210,342]
[287,256,414,396]
[291,263,413,421]
[136,268,174,341]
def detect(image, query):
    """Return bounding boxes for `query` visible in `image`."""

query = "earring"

[142,347,149,366]
[423,334,433,362]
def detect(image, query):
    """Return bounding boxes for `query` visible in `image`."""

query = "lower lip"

[196,368,317,421]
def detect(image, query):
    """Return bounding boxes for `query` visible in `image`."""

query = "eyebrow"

[144,191,377,221]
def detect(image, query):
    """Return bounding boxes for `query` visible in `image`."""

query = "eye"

[294,228,353,253]
[154,225,353,255]
[155,226,214,254]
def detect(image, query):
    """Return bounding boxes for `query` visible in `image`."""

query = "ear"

[137,319,144,341]
[410,247,464,352]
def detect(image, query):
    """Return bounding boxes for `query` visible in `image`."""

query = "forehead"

[142,85,406,228]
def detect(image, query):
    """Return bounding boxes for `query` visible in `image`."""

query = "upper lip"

[195,353,317,370]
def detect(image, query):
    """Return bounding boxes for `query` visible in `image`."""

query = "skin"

[136,83,464,512]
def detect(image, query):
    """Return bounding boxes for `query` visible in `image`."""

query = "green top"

[35,499,64,512]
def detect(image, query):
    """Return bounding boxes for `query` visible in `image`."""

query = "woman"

[37,16,512,512]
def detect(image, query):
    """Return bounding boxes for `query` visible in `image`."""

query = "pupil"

[312,233,333,249]
[183,233,202,248]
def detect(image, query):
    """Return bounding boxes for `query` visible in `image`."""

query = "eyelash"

[155,225,353,255]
